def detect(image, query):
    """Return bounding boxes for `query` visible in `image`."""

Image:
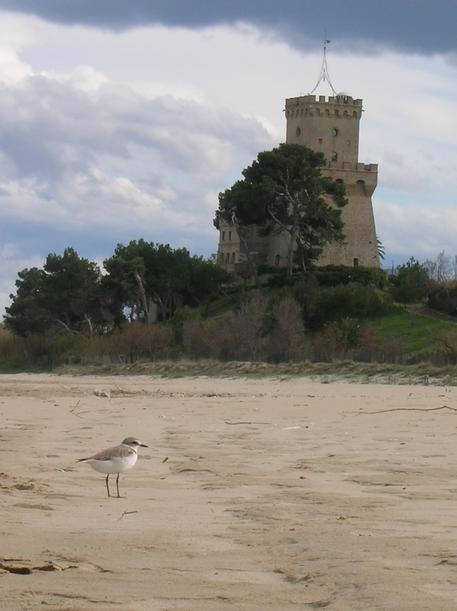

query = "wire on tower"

[310,37,337,96]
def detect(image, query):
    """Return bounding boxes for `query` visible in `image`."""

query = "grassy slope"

[369,309,456,355]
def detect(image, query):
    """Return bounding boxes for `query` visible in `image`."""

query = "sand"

[1,373,457,610]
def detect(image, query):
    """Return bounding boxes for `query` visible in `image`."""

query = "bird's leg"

[116,473,121,498]
[105,474,111,498]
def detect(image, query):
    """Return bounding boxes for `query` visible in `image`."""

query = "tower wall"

[285,94,379,268]
[286,94,362,165]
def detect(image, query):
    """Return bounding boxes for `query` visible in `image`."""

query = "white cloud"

[375,199,457,262]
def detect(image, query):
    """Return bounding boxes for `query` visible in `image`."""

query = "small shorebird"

[78,437,148,498]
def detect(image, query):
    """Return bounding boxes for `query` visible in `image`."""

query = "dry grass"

[57,359,457,386]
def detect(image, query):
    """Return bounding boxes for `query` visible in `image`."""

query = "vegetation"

[5,242,229,337]
[3,241,457,372]
[215,144,347,277]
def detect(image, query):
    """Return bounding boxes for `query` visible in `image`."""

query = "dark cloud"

[0,0,455,55]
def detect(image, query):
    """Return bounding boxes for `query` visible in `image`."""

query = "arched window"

[356,180,366,195]
[275,254,281,266]
[225,252,230,264]
[231,252,236,263]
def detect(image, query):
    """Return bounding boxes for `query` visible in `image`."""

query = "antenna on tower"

[309,35,337,96]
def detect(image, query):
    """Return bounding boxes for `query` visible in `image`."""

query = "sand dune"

[1,373,457,609]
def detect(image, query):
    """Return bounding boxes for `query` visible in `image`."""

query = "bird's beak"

[140,443,148,448]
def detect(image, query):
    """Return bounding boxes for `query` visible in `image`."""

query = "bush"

[228,294,268,360]
[48,333,88,365]
[182,317,231,359]
[307,282,394,328]
[171,306,202,344]
[311,317,360,361]
[428,286,457,317]
[0,326,27,369]
[266,296,305,362]
[390,258,429,303]
[117,322,172,360]
[314,265,387,288]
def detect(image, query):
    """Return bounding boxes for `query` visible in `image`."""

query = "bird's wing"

[90,445,135,461]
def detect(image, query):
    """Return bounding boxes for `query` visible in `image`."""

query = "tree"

[215,143,347,276]
[104,240,229,322]
[5,248,114,337]
[390,258,429,303]
[4,267,51,336]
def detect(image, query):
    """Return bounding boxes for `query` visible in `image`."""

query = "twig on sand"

[360,405,457,415]
[118,510,138,521]
[69,400,83,418]
[162,456,169,463]
[224,420,272,425]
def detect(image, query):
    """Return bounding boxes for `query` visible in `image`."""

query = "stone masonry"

[217,93,379,272]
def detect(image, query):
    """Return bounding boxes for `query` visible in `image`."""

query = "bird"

[77,437,148,498]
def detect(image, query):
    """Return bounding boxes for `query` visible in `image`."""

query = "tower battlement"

[286,94,363,107]
[285,94,363,120]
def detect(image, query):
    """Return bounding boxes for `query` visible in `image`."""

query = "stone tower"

[216,92,380,271]
[285,93,379,267]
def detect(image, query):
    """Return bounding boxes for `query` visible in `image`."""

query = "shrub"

[308,282,394,328]
[0,326,26,369]
[390,258,429,303]
[182,317,231,359]
[428,286,457,317]
[314,265,387,288]
[266,296,306,362]
[48,333,88,365]
[228,294,268,361]
[117,322,172,360]
[311,317,360,361]
[171,306,202,344]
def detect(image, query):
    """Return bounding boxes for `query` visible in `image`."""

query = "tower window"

[231,252,236,263]
[318,138,323,145]
[353,258,359,267]
[275,254,281,266]
[228,231,232,241]
[331,151,338,161]
[296,127,301,137]
[222,231,225,241]
[332,127,338,137]
[225,253,230,264]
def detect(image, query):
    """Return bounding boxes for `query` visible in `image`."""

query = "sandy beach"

[2,373,457,609]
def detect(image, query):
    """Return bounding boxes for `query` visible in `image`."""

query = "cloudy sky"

[0,1,457,314]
